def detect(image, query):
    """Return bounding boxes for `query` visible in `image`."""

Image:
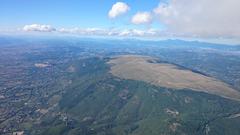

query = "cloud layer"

[131,12,152,25]
[21,0,240,40]
[108,2,130,18]
[58,27,159,37]
[22,24,159,37]
[23,24,56,32]
[59,27,109,35]
[153,0,240,38]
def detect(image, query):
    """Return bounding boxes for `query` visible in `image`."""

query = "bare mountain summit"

[108,55,240,101]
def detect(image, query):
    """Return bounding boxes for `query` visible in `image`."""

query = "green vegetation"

[32,57,240,135]
[1,38,240,135]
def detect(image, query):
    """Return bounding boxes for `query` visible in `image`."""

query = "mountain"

[0,37,240,135]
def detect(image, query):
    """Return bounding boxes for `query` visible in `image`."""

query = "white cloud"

[118,29,158,36]
[131,12,153,25]
[20,23,163,38]
[58,27,109,35]
[23,24,56,32]
[153,0,240,38]
[118,29,131,36]
[58,27,160,37]
[108,2,130,18]
[118,29,145,36]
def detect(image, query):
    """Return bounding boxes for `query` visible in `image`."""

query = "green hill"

[30,57,240,135]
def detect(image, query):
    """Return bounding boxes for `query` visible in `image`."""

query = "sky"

[0,0,161,29]
[1,0,240,43]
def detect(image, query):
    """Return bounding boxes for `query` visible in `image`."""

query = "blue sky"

[0,0,161,29]
[0,0,240,44]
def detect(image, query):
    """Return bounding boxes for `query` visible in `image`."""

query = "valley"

[0,37,240,135]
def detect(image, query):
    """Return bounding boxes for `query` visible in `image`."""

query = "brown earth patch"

[108,55,240,101]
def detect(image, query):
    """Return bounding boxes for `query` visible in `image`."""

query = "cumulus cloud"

[23,24,56,32]
[131,12,153,25]
[108,2,130,18]
[153,0,240,38]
